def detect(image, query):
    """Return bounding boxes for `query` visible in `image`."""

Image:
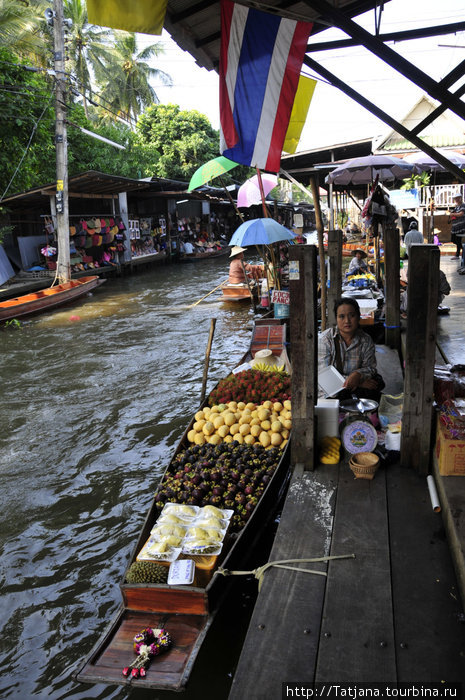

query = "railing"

[420,184,465,208]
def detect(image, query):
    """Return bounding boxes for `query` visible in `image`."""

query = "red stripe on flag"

[219,0,239,149]
[265,21,312,171]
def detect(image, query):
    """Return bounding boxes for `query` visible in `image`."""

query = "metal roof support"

[409,60,465,137]
[303,0,465,123]
[303,55,465,184]
[306,21,465,52]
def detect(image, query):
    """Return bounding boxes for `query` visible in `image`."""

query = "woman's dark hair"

[334,297,361,319]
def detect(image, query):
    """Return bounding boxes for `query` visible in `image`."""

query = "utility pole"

[52,0,70,283]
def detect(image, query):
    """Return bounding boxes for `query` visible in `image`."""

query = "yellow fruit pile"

[187,399,292,449]
[319,436,341,464]
[252,362,287,373]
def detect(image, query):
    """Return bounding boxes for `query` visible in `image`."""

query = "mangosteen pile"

[154,441,282,531]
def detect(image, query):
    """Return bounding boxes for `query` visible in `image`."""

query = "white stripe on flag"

[220,2,248,153]
[251,18,296,168]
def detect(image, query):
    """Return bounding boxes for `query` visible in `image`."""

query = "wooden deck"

[230,341,465,698]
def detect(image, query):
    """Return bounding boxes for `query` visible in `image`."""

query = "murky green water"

[0,259,260,699]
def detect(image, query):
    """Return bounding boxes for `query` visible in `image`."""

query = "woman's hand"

[343,371,362,390]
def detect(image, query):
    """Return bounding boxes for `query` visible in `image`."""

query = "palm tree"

[0,0,49,64]
[63,0,114,118]
[95,31,172,124]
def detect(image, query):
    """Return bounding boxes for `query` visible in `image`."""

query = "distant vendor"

[228,246,263,284]
[347,248,369,275]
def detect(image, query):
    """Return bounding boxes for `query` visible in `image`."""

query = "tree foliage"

[136,104,220,179]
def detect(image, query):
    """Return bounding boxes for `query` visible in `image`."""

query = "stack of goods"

[346,272,376,289]
[153,366,292,531]
[437,399,465,440]
[433,364,465,404]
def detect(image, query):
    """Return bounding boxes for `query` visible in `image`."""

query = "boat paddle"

[189,281,227,308]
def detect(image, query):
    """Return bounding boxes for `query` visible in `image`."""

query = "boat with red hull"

[0,276,105,322]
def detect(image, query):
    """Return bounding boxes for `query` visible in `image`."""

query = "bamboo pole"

[218,175,244,222]
[256,167,269,218]
[189,281,226,308]
[200,318,216,404]
[309,175,327,330]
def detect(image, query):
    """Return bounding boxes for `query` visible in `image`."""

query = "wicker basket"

[349,452,380,480]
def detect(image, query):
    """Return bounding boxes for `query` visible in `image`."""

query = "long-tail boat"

[0,276,105,322]
[75,321,291,691]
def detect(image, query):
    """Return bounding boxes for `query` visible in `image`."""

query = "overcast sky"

[141,0,465,150]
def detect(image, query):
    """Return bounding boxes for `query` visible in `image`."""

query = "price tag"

[168,559,195,586]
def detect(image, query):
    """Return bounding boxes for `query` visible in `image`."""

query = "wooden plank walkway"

[230,344,465,699]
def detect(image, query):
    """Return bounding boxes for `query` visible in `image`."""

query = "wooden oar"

[189,281,227,308]
[200,318,216,404]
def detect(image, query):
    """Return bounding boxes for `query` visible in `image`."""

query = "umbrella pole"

[256,167,269,218]
[219,175,244,222]
[240,258,259,311]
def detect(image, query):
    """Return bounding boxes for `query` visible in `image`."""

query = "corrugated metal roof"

[382,135,465,151]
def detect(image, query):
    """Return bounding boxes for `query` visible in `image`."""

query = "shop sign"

[271,289,290,305]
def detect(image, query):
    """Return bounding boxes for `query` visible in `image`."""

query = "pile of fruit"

[126,561,169,584]
[208,368,291,406]
[187,399,291,449]
[319,436,341,464]
[154,442,283,530]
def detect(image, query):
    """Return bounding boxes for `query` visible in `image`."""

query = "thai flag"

[220,0,312,172]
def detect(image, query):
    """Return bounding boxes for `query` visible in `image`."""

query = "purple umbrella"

[237,173,278,208]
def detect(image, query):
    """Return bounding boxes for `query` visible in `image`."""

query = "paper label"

[271,290,290,305]
[168,559,195,585]
[289,261,300,280]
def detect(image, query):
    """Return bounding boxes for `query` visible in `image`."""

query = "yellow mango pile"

[319,436,341,464]
[187,400,292,449]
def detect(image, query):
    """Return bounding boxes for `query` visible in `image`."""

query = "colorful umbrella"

[237,173,278,208]
[404,149,465,172]
[187,156,239,192]
[229,218,296,246]
[325,155,416,185]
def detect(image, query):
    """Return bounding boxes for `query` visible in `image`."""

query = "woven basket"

[349,452,379,480]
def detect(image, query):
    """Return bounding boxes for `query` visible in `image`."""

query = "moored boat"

[75,322,291,691]
[0,276,105,321]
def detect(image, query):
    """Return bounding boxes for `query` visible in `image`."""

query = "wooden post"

[309,176,327,330]
[384,221,400,349]
[400,245,439,474]
[289,245,317,471]
[200,318,216,404]
[327,229,342,327]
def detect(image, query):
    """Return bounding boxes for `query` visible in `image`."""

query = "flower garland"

[122,627,172,679]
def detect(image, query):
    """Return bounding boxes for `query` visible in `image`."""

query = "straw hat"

[230,246,246,258]
[353,248,367,258]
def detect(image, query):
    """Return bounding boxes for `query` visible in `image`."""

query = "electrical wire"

[0,90,54,202]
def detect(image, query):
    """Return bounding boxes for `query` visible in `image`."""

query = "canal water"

[0,258,266,699]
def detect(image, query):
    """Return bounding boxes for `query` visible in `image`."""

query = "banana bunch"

[253,362,287,374]
[319,436,341,464]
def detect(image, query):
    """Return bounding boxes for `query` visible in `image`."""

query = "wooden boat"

[220,281,258,302]
[75,322,291,692]
[180,246,230,262]
[0,276,105,322]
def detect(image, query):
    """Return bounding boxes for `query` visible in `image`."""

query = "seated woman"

[319,297,384,401]
[347,248,369,275]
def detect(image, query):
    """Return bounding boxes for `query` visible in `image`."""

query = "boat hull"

[0,276,105,321]
[220,282,254,302]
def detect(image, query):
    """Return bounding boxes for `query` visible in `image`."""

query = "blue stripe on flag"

[224,8,281,165]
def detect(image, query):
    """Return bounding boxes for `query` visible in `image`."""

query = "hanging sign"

[289,260,300,280]
[271,289,290,305]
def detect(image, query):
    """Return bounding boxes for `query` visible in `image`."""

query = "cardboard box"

[435,416,465,475]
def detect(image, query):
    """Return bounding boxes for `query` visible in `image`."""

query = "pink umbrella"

[237,173,278,208]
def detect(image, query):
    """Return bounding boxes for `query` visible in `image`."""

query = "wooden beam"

[327,229,342,327]
[383,221,400,350]
[289,245,317,471]
[303,56,465,184]
[400,245,439,475]
[304,0,465,124]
